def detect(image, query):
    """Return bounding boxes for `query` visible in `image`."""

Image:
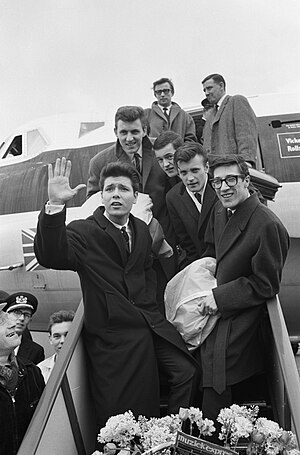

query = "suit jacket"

[144,102,197,142]
[203,94,258,166]
[34,206,195,427]
[201,193,289,392]
[17,335,45,365]
[166,181,218,268]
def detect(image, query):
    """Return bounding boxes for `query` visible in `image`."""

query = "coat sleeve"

[34,207,87,272]
[232,95,258,165]
[184,112,197,142]
[213,219,290,318]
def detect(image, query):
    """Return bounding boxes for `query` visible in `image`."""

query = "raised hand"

[48,157,86,205]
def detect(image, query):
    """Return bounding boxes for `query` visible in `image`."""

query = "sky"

[1,0,300,140]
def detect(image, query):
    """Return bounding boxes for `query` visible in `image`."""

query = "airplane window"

[27,129,47,156]
[2,135,22,158]
[79,121,105,138]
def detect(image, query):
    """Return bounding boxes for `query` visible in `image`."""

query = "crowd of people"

[0,73,290,453]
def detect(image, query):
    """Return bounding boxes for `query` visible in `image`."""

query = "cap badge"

[16,295,28,305]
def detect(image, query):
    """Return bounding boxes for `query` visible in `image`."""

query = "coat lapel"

[212,95,230,125]
[198,183,217,231]
[180,185,199,222]
[116,142,132,164]
[141,137,155,189]
[216,194,260,263]
[93,207,128,265]
[169,103,180,125]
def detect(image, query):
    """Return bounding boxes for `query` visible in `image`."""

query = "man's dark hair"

[174,142,207,167]
[152,77,175,95]
[209,154,249,177]
[48,310,75,334]
[201,73,226,90]
[153,131,184,152]
[114,106,146,129]
[99,162,141,193]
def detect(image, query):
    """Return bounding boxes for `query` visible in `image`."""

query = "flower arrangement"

[91,405,299,455]
[215,404,299,455]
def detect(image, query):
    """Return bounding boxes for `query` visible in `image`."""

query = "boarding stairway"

[18,296,300,455]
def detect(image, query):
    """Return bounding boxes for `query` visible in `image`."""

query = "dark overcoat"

[201,193,289,393]
[34,207,195,426]
[17,335,45,365]
[166,181,218,267]
[203,95,258,166]
[0,358,45,455]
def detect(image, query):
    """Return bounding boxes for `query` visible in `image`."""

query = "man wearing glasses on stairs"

[3,292,44,365]
[145,77,197,142]
[197,154,289,441]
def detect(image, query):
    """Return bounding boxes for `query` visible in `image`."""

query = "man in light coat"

[202,74,259,167]
[145,77,197,142]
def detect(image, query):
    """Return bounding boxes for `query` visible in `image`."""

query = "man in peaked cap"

[0,302,45,455]
[4,292,44,365]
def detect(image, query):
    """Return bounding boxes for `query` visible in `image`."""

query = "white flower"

[98,410,140,448]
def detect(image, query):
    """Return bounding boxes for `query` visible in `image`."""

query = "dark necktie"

[133,153,142,175]
[121,226,130,252]
[163,107,169,124]
[227,209,233,220]
[194,192,202,204]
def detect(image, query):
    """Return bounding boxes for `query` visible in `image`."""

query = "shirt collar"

[103,211,130,230]
[216,94,227,109]
[158,103,172,113]
[185,175,208,203]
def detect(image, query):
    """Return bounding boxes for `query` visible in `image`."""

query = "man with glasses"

[145,77,197,142]
[196,154,289,441]
[3,292,44,365]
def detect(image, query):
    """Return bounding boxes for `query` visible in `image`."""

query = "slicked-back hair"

[174,142,208,167]
[114,106,146,129]
[99,162,141,193]
[208,154,249,177]
[153,131,184,152]
[201,73,226,90]
[152,77,175,95]
[48,310,75,334]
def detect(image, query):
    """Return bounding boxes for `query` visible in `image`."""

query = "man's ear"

[49,334,53,345]
[133,191,138,204]
[244,175,251,187]
[114,127,118,138]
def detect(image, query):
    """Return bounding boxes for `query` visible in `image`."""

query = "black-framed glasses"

[210,174,245,190]
[155,89,172,95]
[9,309,32,320]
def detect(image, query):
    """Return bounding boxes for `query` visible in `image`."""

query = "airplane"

[0,93,299,354]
